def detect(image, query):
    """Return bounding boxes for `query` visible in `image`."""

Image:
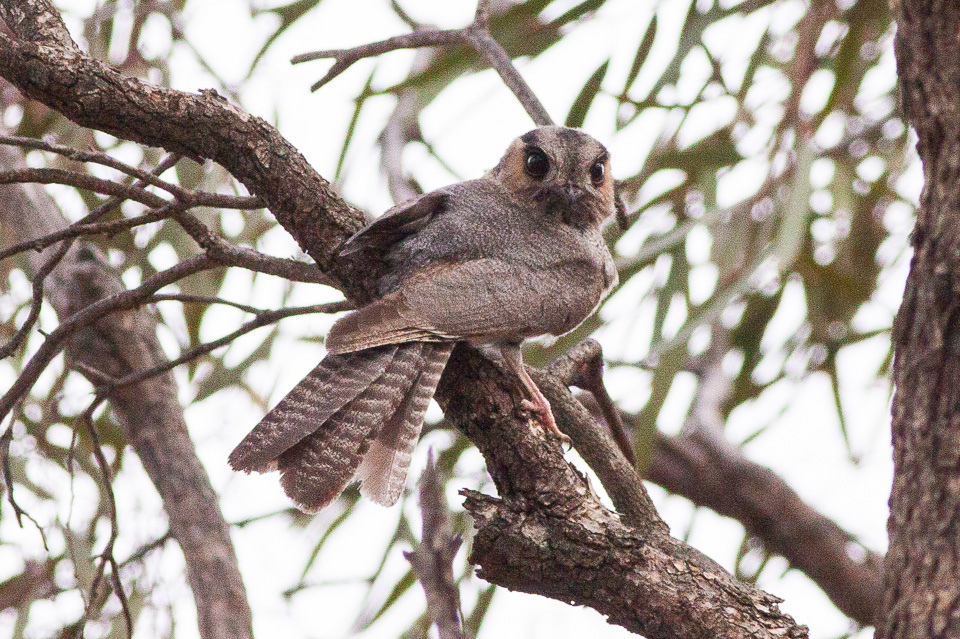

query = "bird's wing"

[339,190,449,256]
[325,259,552,353]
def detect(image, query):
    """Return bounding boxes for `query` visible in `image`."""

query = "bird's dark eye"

[589,161,605,186]
[524,148,550,179]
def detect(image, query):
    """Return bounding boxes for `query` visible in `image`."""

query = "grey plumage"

[229,347,398,473]
[354,343,453,505]
[276,343,425,511]
[231,126,619,510]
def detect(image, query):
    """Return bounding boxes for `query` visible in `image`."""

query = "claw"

[521,392,571,447]
[501,342,571,448]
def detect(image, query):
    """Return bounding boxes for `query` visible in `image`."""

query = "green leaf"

[464,584,497,637]
[364,569,418,627]
[334,65,378,184]
[775,141,815,269]
[621,16,658,100]
[249,0,326,75]
[565,60,609,128]
[295,491,360,586]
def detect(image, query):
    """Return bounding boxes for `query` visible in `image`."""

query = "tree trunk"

[881,1,960,636]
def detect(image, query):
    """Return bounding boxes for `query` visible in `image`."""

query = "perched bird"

[230,126,619,511]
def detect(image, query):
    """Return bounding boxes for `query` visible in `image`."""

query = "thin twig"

[405,451,465,639]
[0,238,72,360]
[0,254,217,426]
[0,155,184,360]
[463,27,552,126]
[1,245,335,423]
[109,557,133,639]
[0,134,262,209]
[0,202,181,262]
[292,30,462,90]
[293,0,553,126]
[0,153,183,264]
[0,167,170,207]
[170,209,341,286]
[149,293,263,314]
[94,300,351,391]
[208,245,335,286]
[118,533,173,569]
[75,396,133,639]
[0,423,49,547]
[170,208,219,251]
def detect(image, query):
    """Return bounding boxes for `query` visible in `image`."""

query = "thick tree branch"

[648,427,882,626]
[0,21,364,288]
[441,346,805,638]
[540,335,882,626]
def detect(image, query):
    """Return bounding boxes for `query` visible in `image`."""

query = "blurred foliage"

[0,0,909,637]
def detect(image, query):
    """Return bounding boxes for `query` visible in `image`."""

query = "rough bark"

[0,2,367,289]
[0,143,253,639]
[649,428,882,626]
[443,347,805,638]
[551,340,883,626]
[879,1,960,637]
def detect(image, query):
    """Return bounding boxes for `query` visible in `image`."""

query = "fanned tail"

[354,343,453,505]
[276,342,430,512]
[228,346,398,473]
[230,341,453,512]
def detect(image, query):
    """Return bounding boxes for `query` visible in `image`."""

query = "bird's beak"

[561,183,585,206]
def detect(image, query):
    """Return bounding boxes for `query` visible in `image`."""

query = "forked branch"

[293,0,553,126]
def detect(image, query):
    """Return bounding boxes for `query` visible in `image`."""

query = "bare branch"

[442,346,806,638]
[149,293,264,314]
[1,241,334,421]
[294,2,553,126]
[462,27,552,126]
[0,151,184,364]
[293,30,463,91]
[210,245,335,285]
[0,167,170,207]
[95,300,351,391]
[0,253,216,426]
[0,134,263,209]
[0,238,71,359]
[546,339,635,465]
[0,202,181,262]
[406,452,466,639]
[0,1,77,49]
[0,27,365,286]
[0,424,48,545]
[0,3,815,635]
[75,396,130,638]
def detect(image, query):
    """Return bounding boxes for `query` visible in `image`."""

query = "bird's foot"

[520,398,571,447]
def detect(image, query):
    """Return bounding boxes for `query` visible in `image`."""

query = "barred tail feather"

[277,343,427,511]
[355,343,453,506]
[229,346,398,473]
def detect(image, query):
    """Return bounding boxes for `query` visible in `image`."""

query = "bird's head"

[491,126,615,230]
